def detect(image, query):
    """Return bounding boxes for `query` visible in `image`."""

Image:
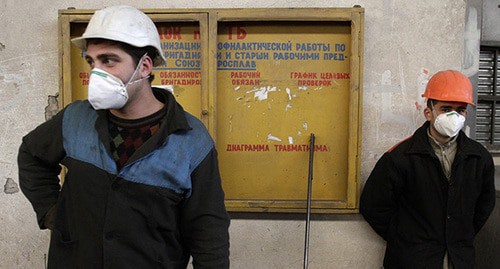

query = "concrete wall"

[0,0,478,268]
[481,0,500,44]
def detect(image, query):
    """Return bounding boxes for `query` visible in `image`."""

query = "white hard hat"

[71,5,166,66]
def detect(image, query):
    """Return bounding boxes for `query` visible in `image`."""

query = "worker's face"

[424,101,468,139]
[84,41,139,85]
[424,101,467,121]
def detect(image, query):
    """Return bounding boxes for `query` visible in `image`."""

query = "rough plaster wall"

[1,1,59,267]
[362,0,466,173]
[481,0,500,43]
[0,0,467,268]
[228,217,383,269]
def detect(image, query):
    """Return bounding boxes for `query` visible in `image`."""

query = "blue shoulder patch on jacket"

[120,113,214,197]
[62,101,117,174]
[62,101,213,197]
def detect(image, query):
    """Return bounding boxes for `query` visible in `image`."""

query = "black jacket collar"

[407,121,481,158]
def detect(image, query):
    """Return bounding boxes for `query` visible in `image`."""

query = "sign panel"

[216,22,352,201]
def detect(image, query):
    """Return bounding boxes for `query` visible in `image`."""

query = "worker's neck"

[429,126,452,145]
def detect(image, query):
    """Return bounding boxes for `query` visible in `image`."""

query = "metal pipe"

[303,133,315,269]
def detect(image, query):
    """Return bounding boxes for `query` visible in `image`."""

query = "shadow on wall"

[474,166,500,268]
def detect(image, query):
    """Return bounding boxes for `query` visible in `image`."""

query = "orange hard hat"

[422,70,474,105]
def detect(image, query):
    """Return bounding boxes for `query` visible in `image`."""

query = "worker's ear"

[424,107,433,121]
[140,55,153,78]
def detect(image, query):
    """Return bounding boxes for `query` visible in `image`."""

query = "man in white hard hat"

[18,5,229,268]
[360,70,495,269]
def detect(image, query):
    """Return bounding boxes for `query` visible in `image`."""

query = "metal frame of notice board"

[58,7,364,214]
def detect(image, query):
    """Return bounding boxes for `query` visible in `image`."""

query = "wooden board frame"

[58,7,364,214]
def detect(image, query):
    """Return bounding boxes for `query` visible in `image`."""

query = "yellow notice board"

[217,22,351,200]
[152,22,203,117]
[59,8,364,213]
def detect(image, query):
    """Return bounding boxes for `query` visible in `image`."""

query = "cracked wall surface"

[0,0,473,268]
[45,93,59,121]
[4,178,19,194]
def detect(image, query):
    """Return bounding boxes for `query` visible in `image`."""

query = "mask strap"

[430,101,438,117]
[126,53,149,85]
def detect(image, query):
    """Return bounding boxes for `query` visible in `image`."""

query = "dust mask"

[433,110,465,137]
[88,54,148,110]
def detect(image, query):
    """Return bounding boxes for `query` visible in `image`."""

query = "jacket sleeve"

[359,152,404,240]
[18,109,66,229]
[473,152,496,234]
[180,148,230,269]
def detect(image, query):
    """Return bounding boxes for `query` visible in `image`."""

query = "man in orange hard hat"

[360,70,495,269]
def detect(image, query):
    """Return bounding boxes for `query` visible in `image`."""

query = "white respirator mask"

[433,110,465,138]
[87,54,149,110]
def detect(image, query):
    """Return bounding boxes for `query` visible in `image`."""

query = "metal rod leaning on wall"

[303,133,315,269]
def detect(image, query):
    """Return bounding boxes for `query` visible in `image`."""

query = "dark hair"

[86,38,158,82]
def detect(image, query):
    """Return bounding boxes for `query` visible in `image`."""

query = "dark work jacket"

[18,88,230,269]
[360,121,495,269]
